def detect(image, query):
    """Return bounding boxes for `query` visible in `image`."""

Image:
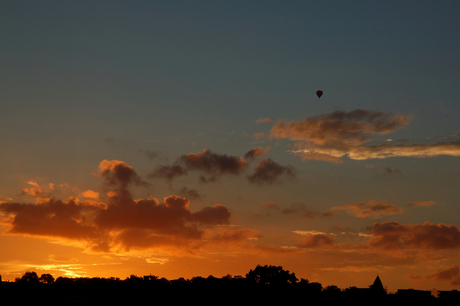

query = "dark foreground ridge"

[1,265,457,306]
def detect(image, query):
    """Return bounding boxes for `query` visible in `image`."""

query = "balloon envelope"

[316,90,323,98]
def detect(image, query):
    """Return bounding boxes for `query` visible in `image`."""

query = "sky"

[1,0,460,294]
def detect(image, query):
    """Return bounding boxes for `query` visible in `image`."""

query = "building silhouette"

[438,290,460,305]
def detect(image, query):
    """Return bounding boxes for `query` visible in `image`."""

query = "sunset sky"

[1,1,460,293]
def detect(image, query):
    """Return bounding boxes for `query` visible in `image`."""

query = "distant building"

[438,290,460,305]
[345,275,386,299]
[397,289,432,302]
[370,275,386,294]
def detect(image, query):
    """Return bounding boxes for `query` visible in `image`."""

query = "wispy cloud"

[331,200,404,219]
[409,201,437,207]
[267,109,460,162]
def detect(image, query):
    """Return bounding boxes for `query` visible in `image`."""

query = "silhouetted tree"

[39,273,55,285]
[16,271,39,284]
[245,265,298,286]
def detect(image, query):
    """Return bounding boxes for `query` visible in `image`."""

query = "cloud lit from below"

[0,160,257,256]
[267,109,460,162]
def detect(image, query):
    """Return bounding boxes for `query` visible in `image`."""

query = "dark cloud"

[247,158,296,184]
[192,204,231,225]
[148,165,188,181]
[367,221,460,250]
[297,234,335,248]
[178,149,248,176]
[98,160,148,189]
[426,265,460,285]
[0,160,247,254]
[0,198,100,241]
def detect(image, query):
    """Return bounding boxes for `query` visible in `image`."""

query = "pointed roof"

[371,275,384,291]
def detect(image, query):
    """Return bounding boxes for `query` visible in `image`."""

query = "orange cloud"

[345,141,460,160]
[81,190,100,199]
[0,160,250,255]
[409,201,437,207]
[98,160,148,189]
[268,109,460,162]
[331,200,404,219]
[270,109,410,147]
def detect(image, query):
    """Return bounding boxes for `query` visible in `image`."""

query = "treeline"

[1,265,441,306]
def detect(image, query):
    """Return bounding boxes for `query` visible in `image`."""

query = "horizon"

[1,1,459,295]
[0,267,440,296]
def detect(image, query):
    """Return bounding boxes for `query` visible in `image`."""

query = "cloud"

[244,146,271,160]
[81,190,100,199]
[178,149,248,175]
[296,233,335,248]
[98,160,148,189]
[0,197,13,204]
[21,180,43,197]
[271,109,410,147]
[409,201,437,207]
[331,200,404,219]
[192,204,231,225]
[148,165,188,181]
[367,221,460,250]
[269,109,460,162]
[426,265,460,285]
[344,141,460,160]
[293,229,336,248]
[0,160,256,255]
[0,198,101,241]
[247,158,296,184]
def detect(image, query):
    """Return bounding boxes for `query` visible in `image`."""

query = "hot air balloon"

[316,90,323,98]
